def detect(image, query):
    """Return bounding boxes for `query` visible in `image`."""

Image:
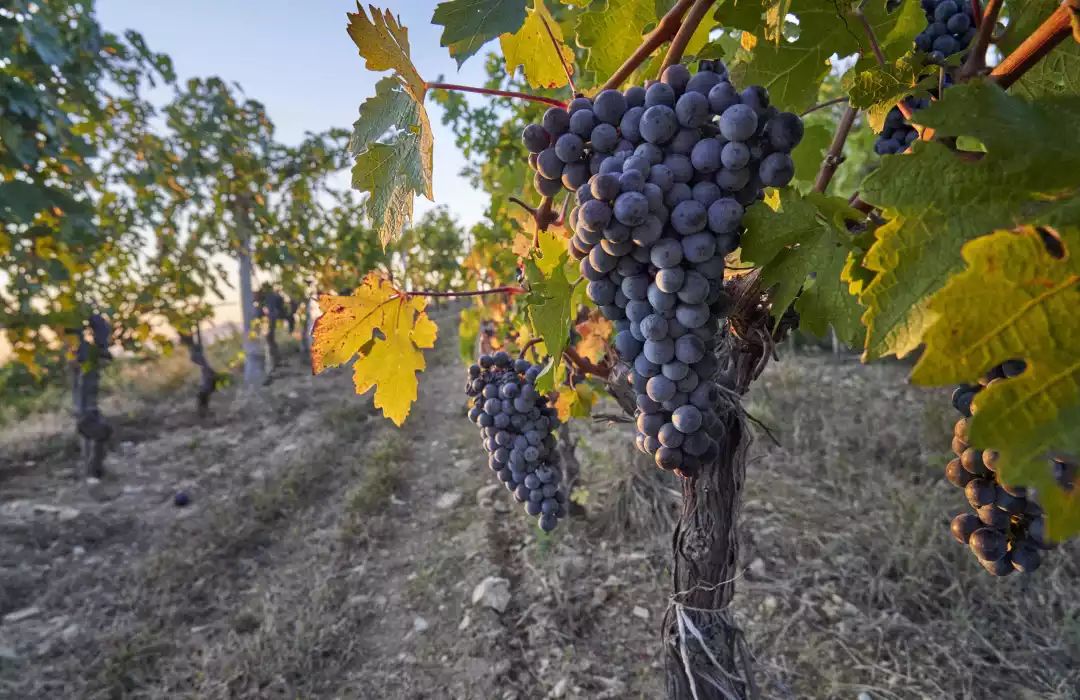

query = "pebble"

[632,605,650,621]
[2,607,40,624]
[435,492,462,509]
[472,577,511,613]
[412,616,429,633]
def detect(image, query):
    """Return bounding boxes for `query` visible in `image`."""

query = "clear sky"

[95,0,495,229]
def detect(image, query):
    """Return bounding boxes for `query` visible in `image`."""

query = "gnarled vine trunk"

[179,327,218,417]
[604,275,779,700]
[300,297,314,363]
[70,315,113,479]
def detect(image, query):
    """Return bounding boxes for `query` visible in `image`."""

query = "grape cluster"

[915,0,977,61]
[522,61,804,478]
[875,0,976,155]
[945,361,1057,575]
[466,351,567,532]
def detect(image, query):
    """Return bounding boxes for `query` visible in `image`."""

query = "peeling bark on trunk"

[264,291,285,378]
[70,315,112,479]
[659,275,789,700]
[180,327,218,417]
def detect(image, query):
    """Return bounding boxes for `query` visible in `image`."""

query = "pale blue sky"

[96,0,495,228]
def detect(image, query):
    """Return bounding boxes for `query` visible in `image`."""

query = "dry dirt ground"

[1,309,1077,700]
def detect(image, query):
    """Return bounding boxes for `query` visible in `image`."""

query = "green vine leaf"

[742,189,865,344]
[911,227,1080,539]
[857,81,1080,360]
[575,0,656,86]
[500,0,575,88]
[432,0,529,67]
[718,0,923,112]
[523,230,576,393]
[346,5,434,245]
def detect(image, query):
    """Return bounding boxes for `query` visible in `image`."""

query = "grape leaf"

[351,138,430,247]
[346,5,434,245]
[911,228,1080,539]
[311,272,438,425]
[842,53,935,133]
[349,76,420,151]
[555,382,599,421]
[432,0,528,66]
[718,0,922,112]
[524,230,576,393]
[347,4,425,100]
[857,81,1080,360]
[742,189,865,344]
[575,0,656,86]
[574,312,612,363]
[501,0,575,89]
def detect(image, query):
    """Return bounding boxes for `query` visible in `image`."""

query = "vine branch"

[403,286,526,299]
[989,0,1079,90]
[518,336,543,360]
[657,0,715,76]
[601,0,696,90]
[563,346,611,379]
[855,1,888,69]
[800,96,848,116]
[812,105,858,194]
[425,82,566,109]
[960,0,1004,79]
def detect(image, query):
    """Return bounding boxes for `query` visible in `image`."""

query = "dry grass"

[2,325,1077,700]
[735,352,1080,700]
[340,431,410,541]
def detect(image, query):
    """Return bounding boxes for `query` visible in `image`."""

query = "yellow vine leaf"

[500,0,575,89]
[311,272,438,426]
[575,312,612,364]
[554,383,598,421]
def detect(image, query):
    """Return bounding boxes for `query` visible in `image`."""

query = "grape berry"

[466,351,567,532]
[521,60,802,479]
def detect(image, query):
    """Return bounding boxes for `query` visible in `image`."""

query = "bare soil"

[1,309,1077,700]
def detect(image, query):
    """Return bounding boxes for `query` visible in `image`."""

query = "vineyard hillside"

[1,311,1076,699]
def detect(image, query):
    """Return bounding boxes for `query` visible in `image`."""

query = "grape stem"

[812,105,859,194]
[970,0,982,25]
[600,0,696,90]
[403,286,526,298]
[518,337,543,360]
[508,195,559,241]
[799,97,848,116]
[425,82,566,109]
[563,346,610,379]
[855,1,888,69]
[989,0,1079,89]
[538,14,576,94]
[657,0,715,77]
[960,0,1004,80]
